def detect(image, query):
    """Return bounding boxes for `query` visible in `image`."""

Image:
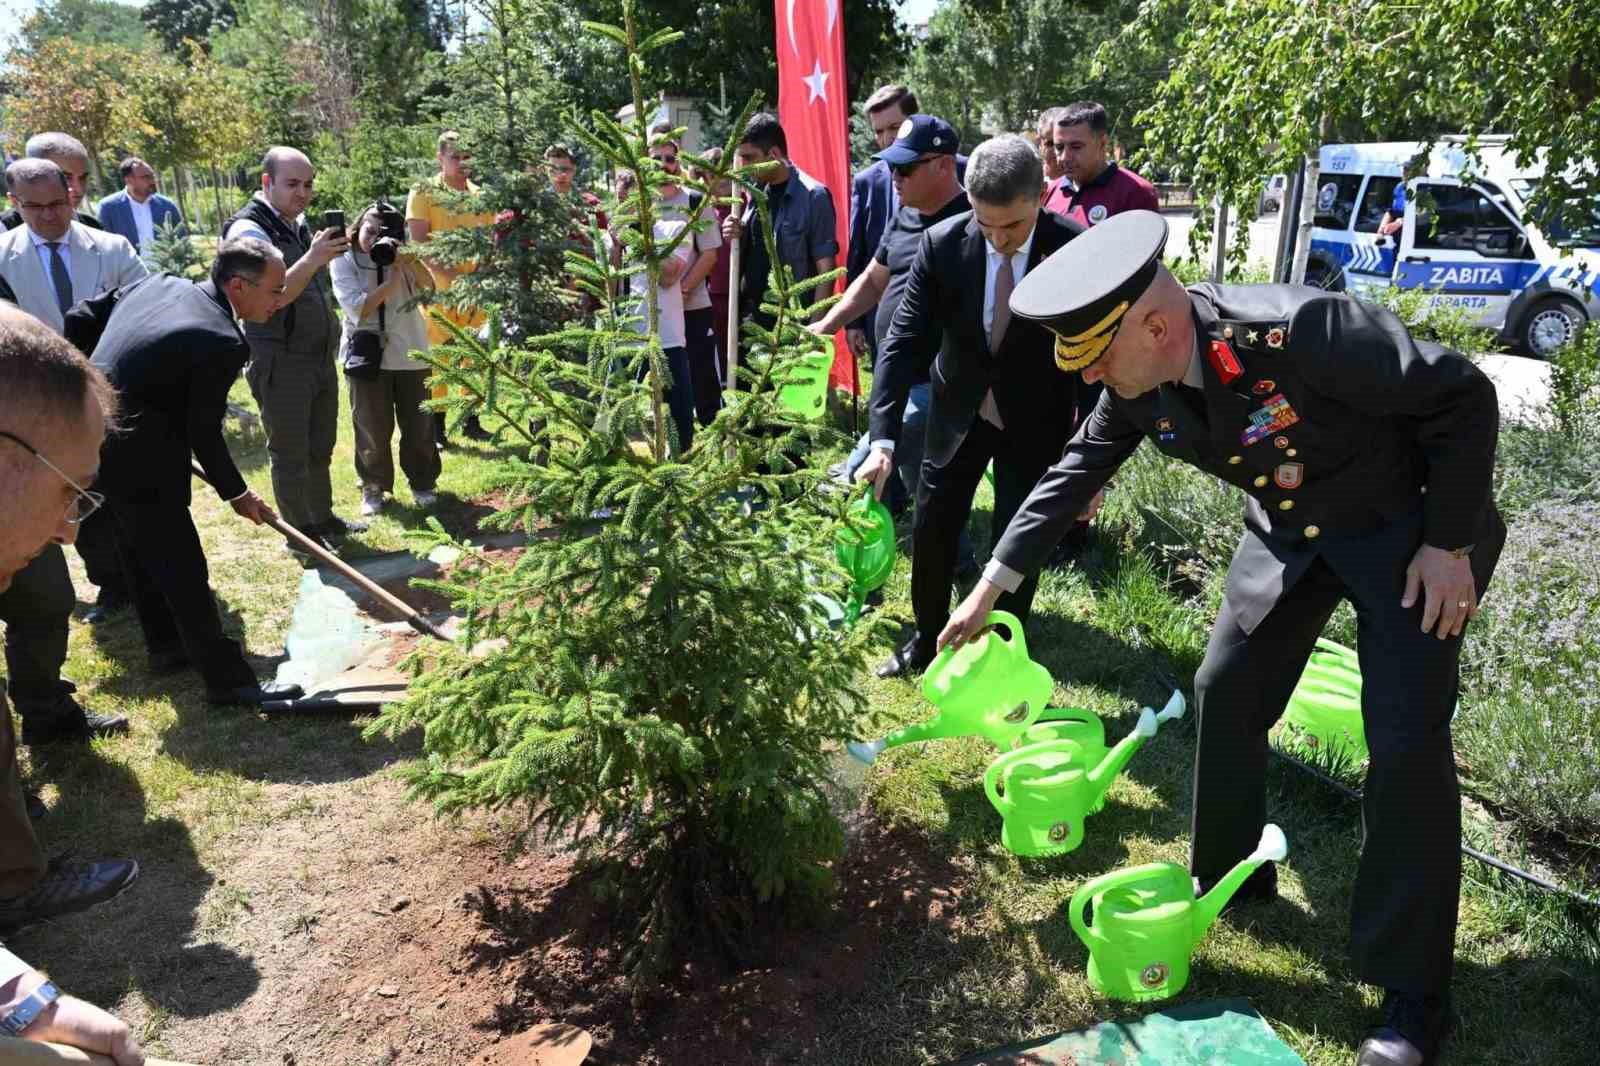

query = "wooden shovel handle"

[0,1037,199,1066]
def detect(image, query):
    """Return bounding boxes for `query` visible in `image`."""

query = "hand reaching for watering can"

[230,489,278,526]
[939,578,1004,652]
[1403,543,1478,639]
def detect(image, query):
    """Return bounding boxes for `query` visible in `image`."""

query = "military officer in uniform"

[940,210,1504,1066]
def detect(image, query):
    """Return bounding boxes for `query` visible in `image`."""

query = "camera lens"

[371,237,398,266]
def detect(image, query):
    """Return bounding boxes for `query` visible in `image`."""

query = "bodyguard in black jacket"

[944,211,1504,1066]
[861,134,1095,677]
[87,238,305,707]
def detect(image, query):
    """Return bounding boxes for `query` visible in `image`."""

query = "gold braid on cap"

[1052,300,1129,372]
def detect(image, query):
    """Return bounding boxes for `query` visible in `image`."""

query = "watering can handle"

[985,610,1027,656]
[983,750,1018,813]
[1068,864,1181,946]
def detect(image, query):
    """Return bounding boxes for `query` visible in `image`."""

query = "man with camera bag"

[223,146,363,555]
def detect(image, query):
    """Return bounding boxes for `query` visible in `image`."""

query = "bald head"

[260,146,316,220]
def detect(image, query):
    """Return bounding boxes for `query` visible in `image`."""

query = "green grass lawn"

[13,374,1600,1065]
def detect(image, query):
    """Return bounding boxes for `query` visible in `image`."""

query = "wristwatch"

[0,979,59,1035]
[1448,544,1475,560]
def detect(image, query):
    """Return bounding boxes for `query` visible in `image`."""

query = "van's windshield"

[1509,179,1600,248]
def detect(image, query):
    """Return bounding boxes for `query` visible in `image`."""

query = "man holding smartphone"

[223,146,362,554]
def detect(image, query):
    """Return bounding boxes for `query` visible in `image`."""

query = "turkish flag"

[775,0,856,393]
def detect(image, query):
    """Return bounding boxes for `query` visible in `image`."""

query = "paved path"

[1476,352,1554,426]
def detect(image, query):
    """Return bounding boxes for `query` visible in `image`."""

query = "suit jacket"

[846,156,967,340]
[90,275,250,506]
[871,209,1086,469]
[97,190,183,252]
[992,283,1505,634]
[0,221,146,334]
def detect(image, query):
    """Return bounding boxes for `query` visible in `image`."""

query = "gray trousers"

[0,544,73,719]
[349,369,440,495]
[247,349,339,530]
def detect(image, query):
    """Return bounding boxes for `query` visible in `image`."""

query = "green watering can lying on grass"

[1070,823,1289,1003]
[1280,638,1367,761]
[834,485,897,623]
[848,610,1051,763]
[984,692,1186,857]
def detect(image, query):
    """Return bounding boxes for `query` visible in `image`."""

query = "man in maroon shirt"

[1043,101,1159,227]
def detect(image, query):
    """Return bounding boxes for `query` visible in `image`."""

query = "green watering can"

[848,610,1051,764]
[984,692,1186,857]
[1014,707,1109,810]
[834,485,897,623]
[1070,823,1289,1003]
[775,350,834,420]
[1281,638,1368,761]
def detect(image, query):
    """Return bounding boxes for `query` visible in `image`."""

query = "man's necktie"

[980,254,1013,430]
[46,242,72,314]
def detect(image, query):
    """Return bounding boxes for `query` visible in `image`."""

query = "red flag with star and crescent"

[775,0,855,392]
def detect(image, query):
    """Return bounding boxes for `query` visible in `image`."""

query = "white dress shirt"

[982,227,1035,340]
[129,194,155,250]
[29,225,71,284]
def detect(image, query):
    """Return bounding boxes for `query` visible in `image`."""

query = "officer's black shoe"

[82,587,130,625]
[1356,991,1452,1066]
[20,709,130,745]
[1193,860,1278,914]
[205,681,305,707]
[875,638,937,679]
[316,514,369,536]
[433,411,449,450]
[0,856,139,934]
[24,790,47,820]
[462,413,492,441]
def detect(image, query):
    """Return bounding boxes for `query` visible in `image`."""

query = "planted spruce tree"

[369,2,877,989]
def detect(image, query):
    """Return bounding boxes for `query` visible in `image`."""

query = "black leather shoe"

[206,681,306,707]
[1356,991,1452,1065]
[875,638,937,679]
[1194,860,1278,914]
[0,856,139,934]
[316,514,369,536]
[21,709,130,745]
[462,413,492,441]
[82,588,129,624]
[24,790,47,820]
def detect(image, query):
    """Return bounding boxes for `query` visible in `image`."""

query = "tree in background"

[15,0,154,52]
[140,0,238,51]
[371,0,875,992]
[1,40,151,189]
[1111,0,1600,278]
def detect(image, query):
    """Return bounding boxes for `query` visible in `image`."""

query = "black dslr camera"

[368,201,407,267]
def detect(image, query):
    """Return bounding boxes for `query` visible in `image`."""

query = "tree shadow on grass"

[13,741,260,1022]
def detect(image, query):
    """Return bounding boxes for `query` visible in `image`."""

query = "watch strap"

[0,979,59,1036]
[1449,544,1475,559]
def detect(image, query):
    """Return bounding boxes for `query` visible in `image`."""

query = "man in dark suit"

[87,238,306,707]
[861,134,1101,678]
[943,211,1505,1066]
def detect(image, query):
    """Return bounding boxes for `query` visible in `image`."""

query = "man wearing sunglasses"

[0,303,141,939]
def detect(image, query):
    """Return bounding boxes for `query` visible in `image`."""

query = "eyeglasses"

[0,429,104,523]
[652,153,680,169]
[889,156,936,177]
[14,197,70,214]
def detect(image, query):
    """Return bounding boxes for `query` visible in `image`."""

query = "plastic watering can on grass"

[984,692,1186,856]
[1070,824,1289,1003]
[834,484,896,622]
[847,611,1051,763]
[1281,638,1367,761]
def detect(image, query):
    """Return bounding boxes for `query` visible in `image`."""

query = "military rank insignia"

[1206,339,1243,384]
[1242,393,1300,446]
[1265,326,1286,349]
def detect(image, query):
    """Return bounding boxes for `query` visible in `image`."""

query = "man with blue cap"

[939,209,1505,1066]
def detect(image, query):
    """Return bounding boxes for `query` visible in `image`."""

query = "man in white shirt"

[97,157,182,255]
[649,126,724,425]
[613,170,695,454]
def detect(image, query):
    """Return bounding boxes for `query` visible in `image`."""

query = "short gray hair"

[4,158,67,195]
[25,132,89,165]
[211,237,283,288]
[966,134,1043,207]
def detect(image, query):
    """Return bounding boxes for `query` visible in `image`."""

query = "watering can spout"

[847,738,888,765]
[1193,823,1288,938]
[1086,690,1186,789]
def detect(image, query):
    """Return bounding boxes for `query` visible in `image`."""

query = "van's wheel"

[1518,297,1585,359]
[1303,260,1345,292]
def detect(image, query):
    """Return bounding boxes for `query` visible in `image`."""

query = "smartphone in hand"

[321,209,346,233]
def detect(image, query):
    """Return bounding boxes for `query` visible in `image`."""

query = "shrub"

[1548,327,1600,441]
[144,218,205,280]
[1369,284,1498,356]
[368,4,875,991]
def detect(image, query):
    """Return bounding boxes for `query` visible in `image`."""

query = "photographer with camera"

[330,203,441,517]
[223,147,365,557]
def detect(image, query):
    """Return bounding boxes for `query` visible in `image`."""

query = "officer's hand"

[230,490,278,526]
[1402,543,1478,639]
[846,328,868,358]
[1078,487,1105,523]
[311,226,351,264]
[853,447,894,500]
[939,579,1004,652]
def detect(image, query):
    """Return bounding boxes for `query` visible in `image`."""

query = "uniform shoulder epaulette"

[1219,319,1290,354]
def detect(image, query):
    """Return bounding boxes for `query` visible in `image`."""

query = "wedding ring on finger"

[1456,600,1469,609]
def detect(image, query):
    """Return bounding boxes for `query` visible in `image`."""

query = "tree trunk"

[211,164,226,234]
[1290,116,1333,285]
[170,165,190,224]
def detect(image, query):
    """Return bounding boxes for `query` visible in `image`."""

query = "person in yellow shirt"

[406,130,494,445]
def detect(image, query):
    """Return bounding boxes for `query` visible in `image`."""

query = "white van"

[1306,138,1598,358]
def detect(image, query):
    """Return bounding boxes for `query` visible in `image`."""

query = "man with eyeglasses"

[0,303,141,938]
[0,156,144,748]
[84,239,306,707]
